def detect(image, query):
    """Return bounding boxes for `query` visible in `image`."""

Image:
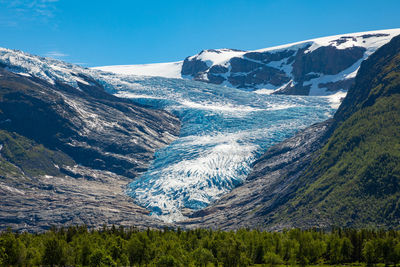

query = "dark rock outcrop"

[244,49,295,64]
[182,45,366,95]
[181,55,209,78]
[318,78,355,92]
[291,46,365,78]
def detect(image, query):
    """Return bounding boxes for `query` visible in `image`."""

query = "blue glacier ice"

[96,74,337,222]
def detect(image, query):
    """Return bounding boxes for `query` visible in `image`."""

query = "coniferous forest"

[1,226,400,266]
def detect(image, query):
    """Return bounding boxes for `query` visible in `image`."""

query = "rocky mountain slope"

[0,58,180,231]
[95,29,400,96]
[182,33,400,230]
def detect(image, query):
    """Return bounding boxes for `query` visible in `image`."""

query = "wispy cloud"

[73,63,89,66]
[45,51,68,58]
[0,0,59,26]
[45,51,68,59]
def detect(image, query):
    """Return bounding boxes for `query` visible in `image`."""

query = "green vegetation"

[267,34,400,229]
[1,227,400,266]
[275,95,400,228]
[0,129,74,177]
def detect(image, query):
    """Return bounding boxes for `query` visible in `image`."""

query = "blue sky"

[0,0,399,67]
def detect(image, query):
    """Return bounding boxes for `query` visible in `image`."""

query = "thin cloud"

[46,51,68,58]
[0,17,18,27]
[73,63,88,66]
[0,0,59,25]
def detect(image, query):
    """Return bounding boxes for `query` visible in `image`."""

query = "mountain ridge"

[94,29,400,96]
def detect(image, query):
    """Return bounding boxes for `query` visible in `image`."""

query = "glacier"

[0,46,336,222]
[101,75,336,222]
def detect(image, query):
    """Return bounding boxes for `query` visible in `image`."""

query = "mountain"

[95,29,400,96]
[182,33,400,230]
[0,46,336,225]
[0,50,180,231]
[2,29,399,231]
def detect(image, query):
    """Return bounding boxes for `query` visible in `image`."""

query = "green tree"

[0,232,26,266]
[192,247,215,267]
[25,246,42,266]
[0,246,5,266]
[393,241,400,266]
[42,237,65,267]
[127,235,144,265]
[341,237,354,263]
[363,240,378,266]
[157,254,182,267]
[264,251,283,266]
[80,239,92,266]
[253,243,264,264]
[282,238,299,265]
[89,248,111,267]
[327,235,342,264]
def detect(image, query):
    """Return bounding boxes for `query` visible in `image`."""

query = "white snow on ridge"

[191,29,400,75]
[0,47,88,90]
[92,29,400,94]
[324,90,347,109]
[191,49,246,67]
[255,28,400,53]
[93,61,183,79]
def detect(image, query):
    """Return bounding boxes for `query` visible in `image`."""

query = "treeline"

[1,226,400,266]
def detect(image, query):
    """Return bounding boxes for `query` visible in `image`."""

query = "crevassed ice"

[104,75,335,222]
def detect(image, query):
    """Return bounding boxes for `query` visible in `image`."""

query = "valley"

[0,29,399,231]
[1,0,400,265]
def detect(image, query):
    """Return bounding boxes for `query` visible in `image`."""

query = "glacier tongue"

[106,75,336,222]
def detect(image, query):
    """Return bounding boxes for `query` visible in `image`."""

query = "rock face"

[183,33,400,230]
[0,164,174,232]
[181,30,400,95]
[0,64,180,231]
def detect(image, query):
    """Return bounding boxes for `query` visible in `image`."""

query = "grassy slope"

[0,129,75,178]
[270,35,400,228]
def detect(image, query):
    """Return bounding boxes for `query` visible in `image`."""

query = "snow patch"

[93,61,183,79]
[254,89,275,95]
[324,90,347,109]
[190,49,246,67]
[0,183,25,195]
